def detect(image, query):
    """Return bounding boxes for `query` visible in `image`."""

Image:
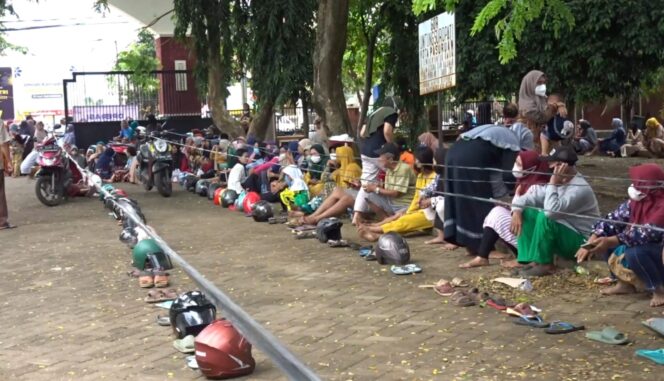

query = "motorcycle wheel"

[142,169,153,191]
[155,170,172,197]
[35,175,63,207]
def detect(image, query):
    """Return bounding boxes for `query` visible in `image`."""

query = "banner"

[72,105,139,122]
[418,13,456,95]
[0,67,15,120]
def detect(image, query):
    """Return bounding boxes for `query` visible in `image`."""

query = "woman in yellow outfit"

[358,147,436,241]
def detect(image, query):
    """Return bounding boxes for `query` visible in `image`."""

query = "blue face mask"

[253,147,260,155]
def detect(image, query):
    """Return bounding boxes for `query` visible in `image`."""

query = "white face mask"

[628,185,647,201]
[535,84,547,97]
[278,153,286,161]
[310,155,321,164]
[512,164,524,179]
[330,153,337,161]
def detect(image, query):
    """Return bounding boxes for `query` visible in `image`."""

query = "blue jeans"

[624,243,664,291]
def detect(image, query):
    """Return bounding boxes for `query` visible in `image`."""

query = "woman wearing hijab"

[518,70,567,152]
[34,121,47,144]
[418,132,439,152]
[330,145,361,188]
[577,163,664,307]
[460,150,551,268]
[644,117,664,158]
[306,144,328,196]
[95,147,115,180]
[594,118,626,157]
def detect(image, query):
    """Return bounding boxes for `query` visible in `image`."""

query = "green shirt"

[385,161,416,201]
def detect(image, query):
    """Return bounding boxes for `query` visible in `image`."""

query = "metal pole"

[437,91,442,146]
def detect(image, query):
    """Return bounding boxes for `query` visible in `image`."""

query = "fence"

[63,70,201,123]
[227,107,318,138]
[436,100,508,130]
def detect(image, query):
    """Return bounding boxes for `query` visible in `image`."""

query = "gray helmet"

[375,233,410,265]
[221,189,238,208]
[251,201,273,222]
[195,180,210,197]
[316,218,343,243]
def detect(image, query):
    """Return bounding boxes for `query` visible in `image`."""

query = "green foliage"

[112,30,159,89]
[0,0,28,55]
[247,0,316,107]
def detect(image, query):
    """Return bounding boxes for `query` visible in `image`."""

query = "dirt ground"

[1,155,663,381]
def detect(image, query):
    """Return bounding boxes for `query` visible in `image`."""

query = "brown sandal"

[153,271,169,288]
[139,271,154,288]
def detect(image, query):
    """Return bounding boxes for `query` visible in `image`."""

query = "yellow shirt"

[406,171,436,214]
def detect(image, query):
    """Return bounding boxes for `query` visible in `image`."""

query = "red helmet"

[195,319,255,379]
[242,192,261,217]
[113,188,128,198]
[213,187,225,206]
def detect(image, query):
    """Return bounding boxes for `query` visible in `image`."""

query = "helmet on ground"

[170,291,216,339]
[242,192,261,216]
[112,188,128,198]
[195,319,255,379]
[375,232,410,265]
[234,191,247,212]
[221,189,238,208]
[132,238,162,270]
[119,228,138,247]
[147,252,173,270]
[251,201,273,222]
[316,218,343,243]
[213,187,225,206]
[208,183,222,201]
[102,184,115,193]
[185,175,199,192]
[196,180,210,197]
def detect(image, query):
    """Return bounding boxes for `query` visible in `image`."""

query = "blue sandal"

[545,321,585,334]
[513,315,550,328]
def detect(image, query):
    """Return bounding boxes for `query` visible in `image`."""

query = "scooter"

[34,137,82,206]
[136,132,173,197]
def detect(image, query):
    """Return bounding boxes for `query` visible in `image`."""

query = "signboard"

[418,12,456,95]
[72,105,139,122]
[0,67,15,120]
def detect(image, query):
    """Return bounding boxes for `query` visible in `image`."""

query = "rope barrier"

[62,144,321,381]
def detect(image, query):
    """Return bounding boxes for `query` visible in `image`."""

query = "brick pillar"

[154,36,200,116]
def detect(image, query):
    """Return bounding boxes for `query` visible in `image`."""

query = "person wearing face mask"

[306,144,328,196]
[357,146,436,242]
[508,146,600,276]
[591,118,626,157]
[576,164,664,307]
[460,150,550,269]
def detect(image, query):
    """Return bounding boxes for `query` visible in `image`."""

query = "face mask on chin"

[628,185,647,201]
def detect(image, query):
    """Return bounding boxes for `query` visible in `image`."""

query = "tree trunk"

[248,100,275,141]
[301,93,310,134]
[208,54,244,138]
[357,32,377,131]
[312,0,351,136]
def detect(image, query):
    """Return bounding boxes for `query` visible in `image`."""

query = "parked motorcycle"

[136,133,173,197]
[34,137,82,206]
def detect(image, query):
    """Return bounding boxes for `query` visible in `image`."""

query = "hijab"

[515,150,551,196]
[628,163,664,226]
[34,122,47,143]
[331,145,361,187]
[96,147,115,171]
[63,124,76,146]
[282,164,308,192]
[518,70,549,124]
[308,144,328,180]
[418,132,439,152]
[611,118,625,132]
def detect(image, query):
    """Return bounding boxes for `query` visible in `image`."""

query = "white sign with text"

[418,12,456,95]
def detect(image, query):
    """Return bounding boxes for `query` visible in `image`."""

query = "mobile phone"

[580,241,597,249]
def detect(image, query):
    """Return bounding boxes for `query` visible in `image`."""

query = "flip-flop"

[405,264,422,273]
[364,252,377,261]
[0,223,17,230]
[173,335,195,353]
[594,276,617,285]
[453,295,476,307]
[153,271,169,288]
[156,315,171,326]
[486,299,508,311]
[139,271,154,288]
[635,349,664,365]
[328,239,349,248]
[451,277,468,287]
[359,246,373,257]
[390,265,413,275]
[291,224,317,232]
[586,327,629,345]
[186,355,199,369]
[519,265,554,277]
[513,315,550,328]
[145,288,178,303]
[545,321,585,334]
[507,303,536,317]
[433,281,455,297]
[642,318,664,337]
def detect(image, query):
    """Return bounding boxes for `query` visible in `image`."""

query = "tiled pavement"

[1,163,663,380]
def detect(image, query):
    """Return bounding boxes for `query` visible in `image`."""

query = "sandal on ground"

[156,315,171,326]
[145,288,178,303]
[545,321,585,334]
[513,315,550,328]
[294,231,317,240]
[186,355,199,369]
[153,271,169,288]
[519,265,554,277]
[359,246,373,257]
[486,299,508,311]
[433,281,455,297]
[641,318,664,337]
[127,268,142,278]
[506,303,536,318]
[139,271,154,288]
[453,295,476,307]
[0,223,17,230]
[328,239,349,248]
[390,264,421,275]
[585,327,629,345]
[364,252,377,261]
[268,216,288,224]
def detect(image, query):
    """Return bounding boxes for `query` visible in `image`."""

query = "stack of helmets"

[242,192,261,217]
[195,319,255,379]
[251,200,273,222]
[196,179,210,197]
[170,291,217,339]
[132,238,173,271]
[185,175,199,192]
[375,232,410,265]
[208,183,222,201]
[221,189,238,208]
[316,218,343,243]
[213,186,226,206]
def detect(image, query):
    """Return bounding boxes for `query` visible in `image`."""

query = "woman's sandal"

[139,271,154,288]
[153,271,169,288]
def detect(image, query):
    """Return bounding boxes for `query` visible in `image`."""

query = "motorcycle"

[136,133,173,197]
[34,137,83,206]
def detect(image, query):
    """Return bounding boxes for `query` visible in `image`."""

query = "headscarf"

[331,145,361,187]
[95,147,115,172]
[282,164,308,192]
[308,144,328,180]
[515,150,551,196]
[34,122,47,143]
[628,163,664,226]
[611,118,624,131]
[418,132,439,152]
[518,70,549,124]
[645,118,662,139]
[298,138,313,153]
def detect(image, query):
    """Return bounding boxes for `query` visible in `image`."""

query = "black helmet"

[185,175,198,192]
[221,189,238,208]
[375,232,410,265]
[251,200,273,222]
[169,291,217,338]
[316,218,343,243]
[147,252,173,271]
[208,183,222,201]
[119,228,138,247]
[196,180,210,197]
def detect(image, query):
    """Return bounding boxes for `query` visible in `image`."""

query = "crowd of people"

[3,69,664,311]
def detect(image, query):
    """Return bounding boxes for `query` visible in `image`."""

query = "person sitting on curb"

[351,142,416,226]
[507,146,600,276]
[460,150,551,269]
[576,163,664,307]
[357,146,436,241]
